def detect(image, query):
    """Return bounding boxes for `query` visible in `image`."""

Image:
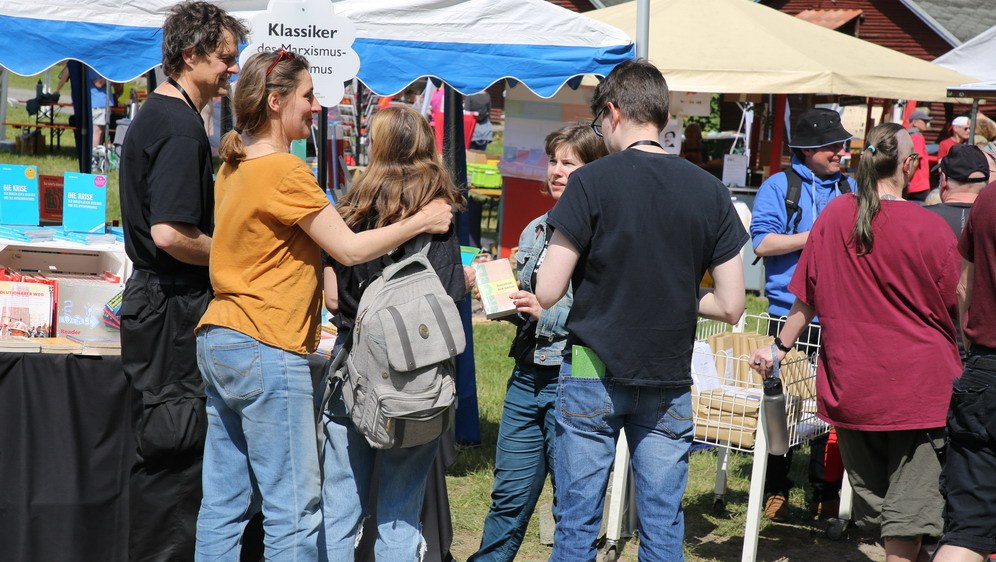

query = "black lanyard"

[165,77,200,116]
[627,139,664,150]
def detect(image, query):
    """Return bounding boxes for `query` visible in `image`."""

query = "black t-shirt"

[326,227,465,331]
[547,150,748,387]
[926,202,972,237]
[464,93,491,125]
[120,93,214,278]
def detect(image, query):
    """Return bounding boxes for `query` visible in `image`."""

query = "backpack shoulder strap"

[836,175,852,194]
[784,168,804,234]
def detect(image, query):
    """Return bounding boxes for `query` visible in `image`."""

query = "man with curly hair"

[118,3,247,559]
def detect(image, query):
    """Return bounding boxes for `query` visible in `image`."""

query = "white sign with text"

[242,0,360,106]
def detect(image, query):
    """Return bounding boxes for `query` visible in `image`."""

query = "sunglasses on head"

[266,49,296,77]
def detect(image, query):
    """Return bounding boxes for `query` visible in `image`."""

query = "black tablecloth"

[0,353,131,562]
[0,352,455,561]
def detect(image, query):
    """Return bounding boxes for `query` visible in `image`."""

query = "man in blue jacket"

[751,108,856,521]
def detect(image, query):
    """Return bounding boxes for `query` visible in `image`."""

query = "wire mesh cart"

[601,314,853,562]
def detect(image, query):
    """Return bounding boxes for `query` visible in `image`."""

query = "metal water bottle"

[762,344,790,456]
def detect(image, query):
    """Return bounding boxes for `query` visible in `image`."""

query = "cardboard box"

[466,149,489,164]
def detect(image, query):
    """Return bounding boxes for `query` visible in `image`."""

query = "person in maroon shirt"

[751,122,961,562]
[933,181,996,562]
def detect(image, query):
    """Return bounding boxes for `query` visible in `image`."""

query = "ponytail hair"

[852,122,904,255]
[218,49,310,166]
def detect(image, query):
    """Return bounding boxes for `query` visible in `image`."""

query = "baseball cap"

[940,144,989,183]
[788,108,853,149]
[908,109,931,123]
[952,116,971,128]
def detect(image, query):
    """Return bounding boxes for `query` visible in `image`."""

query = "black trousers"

[764,319,841,500]
[120,274,212,562]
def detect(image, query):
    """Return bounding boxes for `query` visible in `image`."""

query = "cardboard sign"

[0,164,40,226]
[722,154,749,188]
[62,172,107,233]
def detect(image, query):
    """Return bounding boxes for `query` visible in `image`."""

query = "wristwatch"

[774,336,793,354]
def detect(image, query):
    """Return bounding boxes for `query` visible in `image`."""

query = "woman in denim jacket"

[470,123,606,562]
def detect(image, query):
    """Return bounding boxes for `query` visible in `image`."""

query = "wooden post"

[768,94,787,174]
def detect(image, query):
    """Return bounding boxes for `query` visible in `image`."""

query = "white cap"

[952,116,971,127]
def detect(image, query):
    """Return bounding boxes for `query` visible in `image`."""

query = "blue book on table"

[62,172,107,233]
[0,164,40,226]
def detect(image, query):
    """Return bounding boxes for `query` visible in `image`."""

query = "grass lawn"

[4,70,122,221]
[453,295,886,561]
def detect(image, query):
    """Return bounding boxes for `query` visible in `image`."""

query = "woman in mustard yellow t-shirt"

[192,51,452,559]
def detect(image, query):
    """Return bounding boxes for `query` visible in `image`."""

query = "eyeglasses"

[904,152,920,166]
[266,49,296,77]
[590,107,605,138]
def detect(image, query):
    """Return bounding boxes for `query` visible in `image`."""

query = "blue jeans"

[551,360,693,562]
[320,389,440,561]
[470,363,559,562]
[194,326,322,561]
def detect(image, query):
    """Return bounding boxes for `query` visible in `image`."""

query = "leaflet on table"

[67,335,121,356]
[108,226,124,242]
[52,230,116,245]
[0,336,42,353]
[62,172,107,233]
[0,164,40,226]
[0,225,55,242]
[0,225,122,245]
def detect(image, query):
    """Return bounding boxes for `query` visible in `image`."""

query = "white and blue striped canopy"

[0,0,633,98]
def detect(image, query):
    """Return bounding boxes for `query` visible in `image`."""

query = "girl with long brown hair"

[320,104,468,561]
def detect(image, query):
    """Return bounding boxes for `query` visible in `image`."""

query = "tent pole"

[969,99,980,138]
[443,86,481,446]
[0,69,8,140]
[318,106,329,190]
[768,94,786,175]
[636,0,650,59]
[76,63,92,173]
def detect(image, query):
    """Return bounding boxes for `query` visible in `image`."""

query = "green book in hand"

[571,345,606,379]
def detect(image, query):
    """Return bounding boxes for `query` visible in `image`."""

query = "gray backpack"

[338,237,465,449]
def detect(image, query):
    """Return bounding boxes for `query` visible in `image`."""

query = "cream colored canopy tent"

[587,0,975,102]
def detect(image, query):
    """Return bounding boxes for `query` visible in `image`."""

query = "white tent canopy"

[587,0,976,101]
[935,24,996,102]
[0,0,633,98]
[935,23,996,83]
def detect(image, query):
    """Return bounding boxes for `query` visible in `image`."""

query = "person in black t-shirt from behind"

[117,3,247,560]
[926,144,990,360]
[927,144,990,236]
[535,59,748,561]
